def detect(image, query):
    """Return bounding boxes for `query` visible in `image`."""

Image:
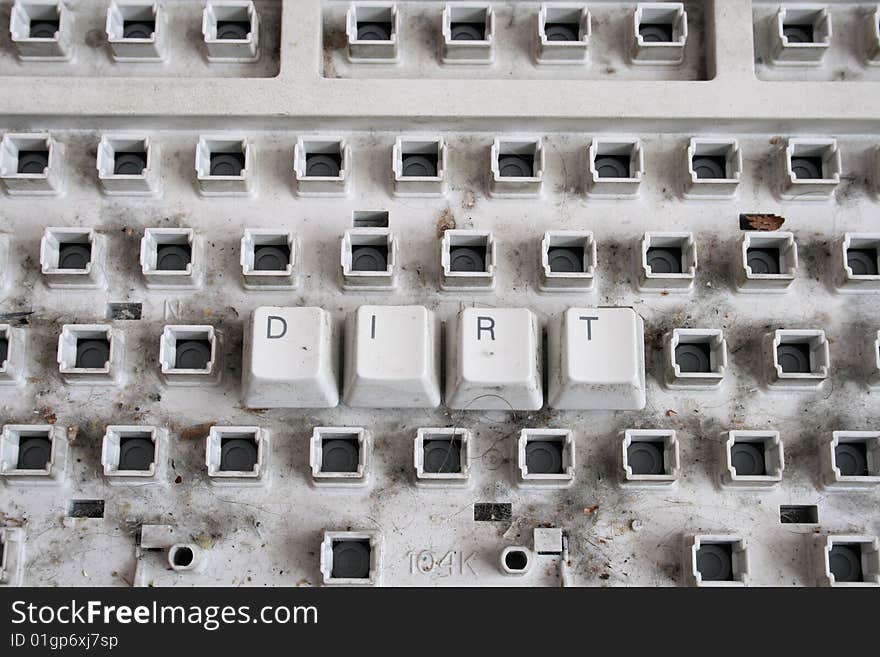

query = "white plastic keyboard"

[1,0,879,588]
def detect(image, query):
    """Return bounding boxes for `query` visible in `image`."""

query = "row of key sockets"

[2,225,879,293]
[0,422,877,492]
[0,424,880,586]
[7,0,262,63]
[0,422,877,585]
[0,132,873,199]
[11,1,880,69]
[339,2,880,69]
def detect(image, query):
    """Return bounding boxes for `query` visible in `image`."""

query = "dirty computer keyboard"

[0,0,879,589]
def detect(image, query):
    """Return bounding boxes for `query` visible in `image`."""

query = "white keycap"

[242,307,339,408]
[548,307,646,410]
[343,305,441,408]
[446,307,542,410]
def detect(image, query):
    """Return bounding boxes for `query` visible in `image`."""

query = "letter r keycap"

[446,307,543,410]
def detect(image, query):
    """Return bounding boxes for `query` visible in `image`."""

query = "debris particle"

[180,422,214,441]
[665,409,678,417]
[193,533,214,550]
[740,213,784,231]
[436,209,456,237]
[0,310,34,326]
[40,407,57,424]
[583,505,600,515]
[174,475,183,484]
[502,517,525,541]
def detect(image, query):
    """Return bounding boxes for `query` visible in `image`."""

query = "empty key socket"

[40,227,105,289]
[392,137,446,196]
[206,426,268,486]
[814,535,880,587]
[105,1,165,62]
[101,425,166,485]
[10,1,73,60]
[96,135,160,196]
[820,431,880,490]
[587,138,644,198]
[202,0,259,62]
[516,428,575,488]
[414,428,471,488]
[341,227,397,291]
[195,137,253,196]
[836,233,880,293]
[159,325,221,386]
[240,230,298,290]
[536,3,591,64]
[684,535,749,587]
[630,2,688,65]
[664,328,727,389]
[779,138,841,200]
[0,133,64,195]
[310,427,371,487]
[294,138,351,196]
[766,329,830,389]
[346,2,399,62]
[682,138,742,199]
[771,5,832,65]
[140,227,204,289]
[441,229,496,291]
[0,424,68,486]
[489,138,544,197]
[320,530,383,586]
[441,3,494,64]
[736,231,798,292]
[720,430,784,489]
[638,231,697,292]
[0,324,26,387]
[539,230,597,292]
[620,429,680,487]
[57,324,123,386]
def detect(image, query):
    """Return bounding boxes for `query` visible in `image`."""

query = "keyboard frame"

[0,0,878,587]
